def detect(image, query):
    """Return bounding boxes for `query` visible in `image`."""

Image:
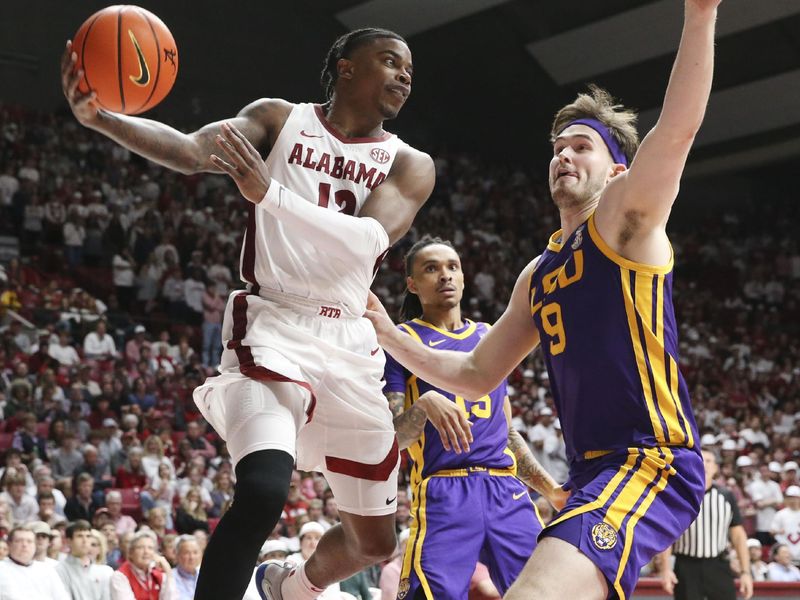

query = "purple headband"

[561,118,629,167]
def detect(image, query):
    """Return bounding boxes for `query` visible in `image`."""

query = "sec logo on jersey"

[370,147,391,164]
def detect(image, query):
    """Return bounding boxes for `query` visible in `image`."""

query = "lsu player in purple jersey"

[366,1,723,598]
[384,236,563,599]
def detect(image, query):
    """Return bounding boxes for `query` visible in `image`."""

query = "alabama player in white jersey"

[61,28,434,600]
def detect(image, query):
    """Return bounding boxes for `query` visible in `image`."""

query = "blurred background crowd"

[1,103,799,598]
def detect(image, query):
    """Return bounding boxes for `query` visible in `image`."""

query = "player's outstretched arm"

[599,1,720,231]
[61,41,280,174]
[367,259,541,399]
[504,399,567,510]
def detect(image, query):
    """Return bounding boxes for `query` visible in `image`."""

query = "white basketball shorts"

[193,289,399,516]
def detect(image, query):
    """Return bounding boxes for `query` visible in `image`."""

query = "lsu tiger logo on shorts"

[591,522,618,550]
[397,578,410,599]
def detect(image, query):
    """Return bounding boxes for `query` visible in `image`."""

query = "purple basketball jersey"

[529,214,705,599]
[529,213,700,465]
[384,319,514,483]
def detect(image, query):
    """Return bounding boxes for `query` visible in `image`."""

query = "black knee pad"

[231,449,294,520]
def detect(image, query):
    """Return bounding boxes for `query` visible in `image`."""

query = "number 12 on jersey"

[317,183,357,216]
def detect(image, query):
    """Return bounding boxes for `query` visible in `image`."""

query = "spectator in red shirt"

[283,471,309,524]
[115,447,147,489]
[172,439,194,478]
[110,529,177,600]
[88,394,119,427]
[27,331,57,373]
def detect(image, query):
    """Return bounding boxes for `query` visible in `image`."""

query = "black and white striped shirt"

[674,485,742,558]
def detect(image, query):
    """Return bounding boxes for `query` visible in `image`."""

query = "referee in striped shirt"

[660,449,753,600]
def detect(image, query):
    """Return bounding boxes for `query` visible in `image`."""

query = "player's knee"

[350,529,397,563]
[233,450,293,518]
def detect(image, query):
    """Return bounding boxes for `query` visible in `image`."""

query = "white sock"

[281,561,324,600]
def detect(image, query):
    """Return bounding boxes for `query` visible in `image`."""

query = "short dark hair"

[320,28,407,101]
[772,543,789,559]
[399,235,457,322]
[66,520,92,538]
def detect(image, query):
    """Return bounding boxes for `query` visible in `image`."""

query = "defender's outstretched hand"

[61,40,99,126]
[212,122,271,204]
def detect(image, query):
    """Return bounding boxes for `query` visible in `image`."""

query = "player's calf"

[195,450,293,600]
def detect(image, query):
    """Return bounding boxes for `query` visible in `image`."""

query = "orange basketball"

[72,5,178,115]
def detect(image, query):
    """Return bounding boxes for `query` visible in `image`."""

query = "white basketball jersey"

[240,103,406,315]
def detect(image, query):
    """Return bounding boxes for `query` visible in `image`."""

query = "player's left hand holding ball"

[61,41,99,127]
[212,123,271,204]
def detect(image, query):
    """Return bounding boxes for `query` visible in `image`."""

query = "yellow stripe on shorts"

[547,451,640,530]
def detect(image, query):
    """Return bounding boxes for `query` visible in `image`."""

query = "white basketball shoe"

[255,560,294,600]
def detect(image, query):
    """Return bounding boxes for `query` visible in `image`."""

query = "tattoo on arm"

[387,392,427,450]
[386,391,406,420]
[508,428,557,496]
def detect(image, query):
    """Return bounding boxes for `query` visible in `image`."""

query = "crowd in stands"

[0,102,799,598]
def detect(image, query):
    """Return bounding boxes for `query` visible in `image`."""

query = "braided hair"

[320,28,407,102]
[399,235,456,322]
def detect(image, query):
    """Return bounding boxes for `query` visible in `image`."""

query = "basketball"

[72,5,178,115]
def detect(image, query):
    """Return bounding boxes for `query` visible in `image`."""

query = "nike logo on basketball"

[300,130,324,138]
[128,30,150,86]
[370,347,381,356]
[513,491,528,500]
[428,339,446,347]
[386,496,397,505]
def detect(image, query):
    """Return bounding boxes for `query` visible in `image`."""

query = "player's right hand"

[61,40,100,126]
[417,390,473,454]
[660,569,677,594]
[547,485,571,512]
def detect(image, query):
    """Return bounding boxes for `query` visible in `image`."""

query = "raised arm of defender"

[366,259,541,399]
[61,41,282,175]
[595,0,720,263]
